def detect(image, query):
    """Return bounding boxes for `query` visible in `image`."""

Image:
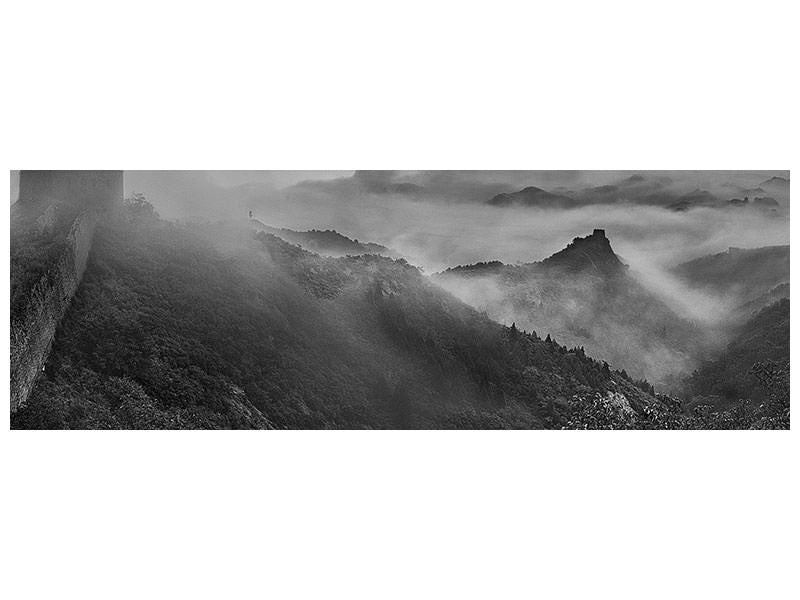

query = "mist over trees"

[10,170,791,429]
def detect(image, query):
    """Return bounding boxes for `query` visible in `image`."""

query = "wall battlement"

[18,171,123,209]
[10,171,123,412]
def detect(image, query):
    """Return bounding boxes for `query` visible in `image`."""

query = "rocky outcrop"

[539,228,627,276]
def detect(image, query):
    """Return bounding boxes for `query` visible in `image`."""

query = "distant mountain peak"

[667,189,720,211]
[757,177,789,201]
[487,186,572,207]
[540,229,626,275]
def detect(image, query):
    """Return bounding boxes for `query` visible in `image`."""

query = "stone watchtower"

[18,170,123,209]
[10,171,123,412]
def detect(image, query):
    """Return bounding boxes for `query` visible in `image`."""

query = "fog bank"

[124,170,789,327]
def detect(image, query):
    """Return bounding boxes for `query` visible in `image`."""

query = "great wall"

[10,171,123,412]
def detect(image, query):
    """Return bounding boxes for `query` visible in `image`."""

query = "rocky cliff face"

[10,171,122,412]
[539,228,627,276]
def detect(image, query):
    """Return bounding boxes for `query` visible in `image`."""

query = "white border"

[2,2,797,599]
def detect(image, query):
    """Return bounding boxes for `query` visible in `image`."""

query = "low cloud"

[123,170,789,329]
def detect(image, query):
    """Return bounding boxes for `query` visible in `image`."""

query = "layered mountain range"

[486,174,789,212]
[10,187,789,429]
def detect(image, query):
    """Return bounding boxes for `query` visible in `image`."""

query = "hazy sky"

[112,172,791,297]
[10,169,790,365]
[11,170,789,277]
[12,169,790,266]
[11,170,788,207]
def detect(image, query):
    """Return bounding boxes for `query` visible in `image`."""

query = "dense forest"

[11,198,789,429]
[11,198,654,428]
[685,299,789,406]
[250,219,397,258]
[435,230,711,388]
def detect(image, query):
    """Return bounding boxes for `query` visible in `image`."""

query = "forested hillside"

[435,230,708,387]
[250,219,397,258]
[685,299,789,411]
[13,200,664,429]
[673,245,789,304]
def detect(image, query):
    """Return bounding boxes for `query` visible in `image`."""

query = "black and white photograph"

[9,170,790,429]
[3,2,797,600]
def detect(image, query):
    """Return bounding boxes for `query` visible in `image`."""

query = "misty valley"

[9,171,790,429]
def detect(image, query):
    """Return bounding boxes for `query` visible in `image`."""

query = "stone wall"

[10,171,123,412]
[18,170,123,209]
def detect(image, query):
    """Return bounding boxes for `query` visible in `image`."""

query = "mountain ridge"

[250,218,398,258]
[439,229,627,277]
[488,186,574,208]
[673,245,789,304]
[436,229,705,386]
[539,229,627,276]
[11,209,660,429]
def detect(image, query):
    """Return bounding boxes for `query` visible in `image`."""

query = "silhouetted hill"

[486,174,769,212]
[487,186,574,208]
[760,176,789,189]
[757,176,790,207]
[539,229,627,276]
[668,189,721,211]
[437,230,706,387]
[570,174,675,206]
[673,245,789,305]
